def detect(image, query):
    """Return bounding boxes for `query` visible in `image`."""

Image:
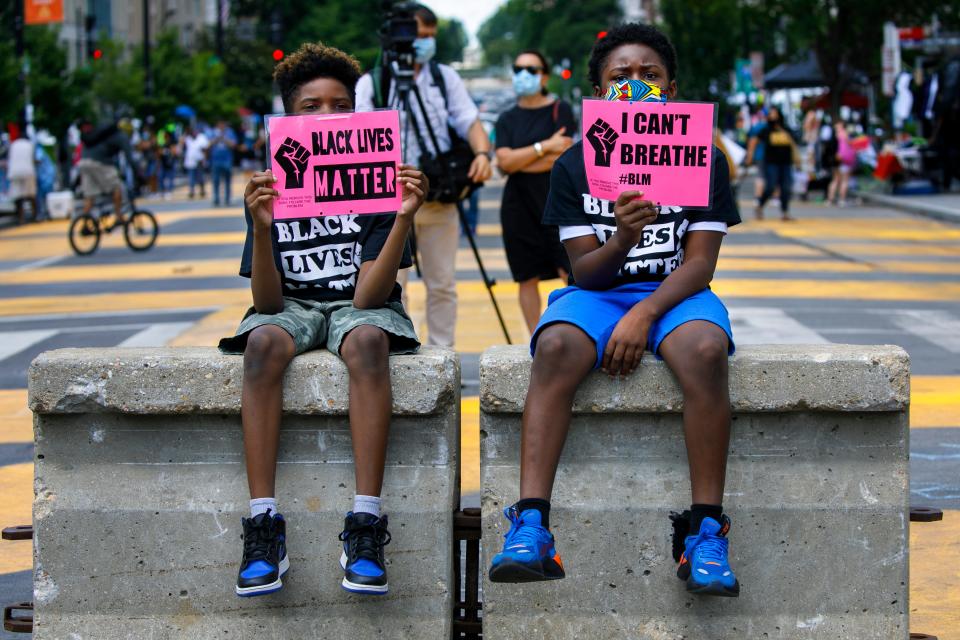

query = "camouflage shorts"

[218,297,419,356]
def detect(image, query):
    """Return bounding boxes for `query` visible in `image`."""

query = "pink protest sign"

[267,110,402,219]
[581,100,716,207]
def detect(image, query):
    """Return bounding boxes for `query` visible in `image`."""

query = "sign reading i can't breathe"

[267,111,402,219]
[581,100,716,207]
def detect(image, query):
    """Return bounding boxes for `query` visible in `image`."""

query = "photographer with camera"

[356,2,493,348]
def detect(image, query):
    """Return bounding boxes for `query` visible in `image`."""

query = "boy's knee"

[243,327,293,379]
[341,325,389,373]
[534,327,582,368]
[692,334,729,370]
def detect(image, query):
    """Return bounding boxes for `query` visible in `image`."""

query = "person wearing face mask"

[495,50,575,334]
[749,106,800,221]
[355,3,493,348]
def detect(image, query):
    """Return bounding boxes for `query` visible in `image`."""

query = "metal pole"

[216,0,224,60]
[143,0,153,98]
[75,6,82,67]
[14,0,26,127]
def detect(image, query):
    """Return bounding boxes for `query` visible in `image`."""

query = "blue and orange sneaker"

[235,510,289,597]
[338,512,391,595]
[488,505,565,583]
[676,515,739,597]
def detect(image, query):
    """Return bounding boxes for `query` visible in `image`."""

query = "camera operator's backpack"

[371,60,480,203]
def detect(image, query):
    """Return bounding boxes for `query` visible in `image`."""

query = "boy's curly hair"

[588,23,678,88]
[273,42,363,112]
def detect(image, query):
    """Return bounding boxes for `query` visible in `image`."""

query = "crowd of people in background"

[0,115,267,224]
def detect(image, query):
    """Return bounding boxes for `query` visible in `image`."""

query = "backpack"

[371,60,479,203]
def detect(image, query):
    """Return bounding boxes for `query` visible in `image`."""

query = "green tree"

[436,18,468,64]
[479,0,622,92]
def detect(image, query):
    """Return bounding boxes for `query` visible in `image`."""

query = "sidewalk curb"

[861,192,960,225]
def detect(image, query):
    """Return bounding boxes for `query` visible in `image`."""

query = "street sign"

[24,0,63,25]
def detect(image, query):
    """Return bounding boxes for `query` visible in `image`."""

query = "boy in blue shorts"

[218,43,427,597]
[488,23,742,597]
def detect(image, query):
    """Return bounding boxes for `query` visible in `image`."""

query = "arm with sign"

[244,170,284,314]
[354,165,428,309]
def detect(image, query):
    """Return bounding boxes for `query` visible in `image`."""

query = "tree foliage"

[436,18,468,64]
[479,0,622,90]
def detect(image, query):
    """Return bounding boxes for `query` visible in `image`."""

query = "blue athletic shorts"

[531,282,735,369]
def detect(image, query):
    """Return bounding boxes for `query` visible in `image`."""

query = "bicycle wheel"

[124,209,159,251]
[68,214,102,256]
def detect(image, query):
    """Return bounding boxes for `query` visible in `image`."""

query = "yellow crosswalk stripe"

[911,376,960,429]
[0,390,31,444]
[0,463,32,573]
[461,397,480,495]
[911,509,960,634]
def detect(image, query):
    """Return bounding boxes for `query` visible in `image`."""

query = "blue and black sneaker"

[235,510,289,597]
[488,504,565,583]
[676,515,739,597]
[338,512,391,595]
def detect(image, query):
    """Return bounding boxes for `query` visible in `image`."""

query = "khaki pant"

[398,201,459,347]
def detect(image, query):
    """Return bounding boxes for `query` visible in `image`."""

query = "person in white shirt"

[7,133,38,225]
[181,126,210,199]
[355,3,492,348]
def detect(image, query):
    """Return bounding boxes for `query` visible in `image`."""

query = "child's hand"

[397,164,427,220]
[602,304,654,377]
[612,190,658,250]
[245,170,279,231]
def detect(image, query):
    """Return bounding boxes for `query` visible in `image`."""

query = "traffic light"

[561,68,572,80]
[85,15,97,61]
[93,49,103,60]
[597,31,608,39]
[272,49,284,61]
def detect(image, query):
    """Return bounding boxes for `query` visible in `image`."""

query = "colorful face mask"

[603,78,667,103]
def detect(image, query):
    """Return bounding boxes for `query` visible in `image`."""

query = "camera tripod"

[387,64,512,344]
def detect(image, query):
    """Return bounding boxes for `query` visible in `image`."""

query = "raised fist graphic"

[585,118,619,167]
[274,137,311,189]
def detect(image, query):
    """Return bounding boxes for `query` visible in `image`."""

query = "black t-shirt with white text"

[543,141,740,287]
[239,208,411,302]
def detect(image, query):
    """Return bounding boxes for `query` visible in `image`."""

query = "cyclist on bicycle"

[77,120,138,225]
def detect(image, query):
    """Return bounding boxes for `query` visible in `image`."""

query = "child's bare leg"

[519,323,597,500]
[340,325,392,497]
[241,325,297,498]
[658,320,731,505]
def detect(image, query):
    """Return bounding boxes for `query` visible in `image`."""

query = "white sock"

[250,497,278,518]
[353,494,381,518]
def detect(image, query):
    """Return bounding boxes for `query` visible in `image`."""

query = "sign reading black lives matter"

[581,99,716,207]
[266,111,403,219]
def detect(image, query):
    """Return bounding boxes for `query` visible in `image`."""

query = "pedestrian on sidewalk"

[7,130,39,225]
[826,122,855,206]
[749,106,799,221]
[495,49,574,334]
[181,126,209,199]
[209,121,237,207]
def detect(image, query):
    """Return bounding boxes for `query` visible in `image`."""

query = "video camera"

[379,1,419,62]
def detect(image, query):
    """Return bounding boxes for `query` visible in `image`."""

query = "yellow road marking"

[721,245,823,257]
[461,397,479,495]
[911,376,960,429]
[824,243,960,257]
[1,259,241,284]
[779,227,960,242]
[0,389,31,444]
[168,305,250,347]
[911,509,960,635]
[0,463,33,574]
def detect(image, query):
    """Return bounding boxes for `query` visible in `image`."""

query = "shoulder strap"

[371,65,386,109]
[429,60,448,107]
[552,100,560,125]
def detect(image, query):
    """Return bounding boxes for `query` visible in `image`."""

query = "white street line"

[13,254,68,271]
[0,329,59,361]
[888,310,960,354]
[0,307,218,324]
[117,322,193,347]
[728,307,830,345]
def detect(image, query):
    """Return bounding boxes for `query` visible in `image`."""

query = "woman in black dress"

[495,50,576,333]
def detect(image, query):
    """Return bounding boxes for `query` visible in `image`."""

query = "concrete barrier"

[28,346,460,640]
[480,344,909,639]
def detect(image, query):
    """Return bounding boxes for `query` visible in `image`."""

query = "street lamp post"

[144,0,153,98]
